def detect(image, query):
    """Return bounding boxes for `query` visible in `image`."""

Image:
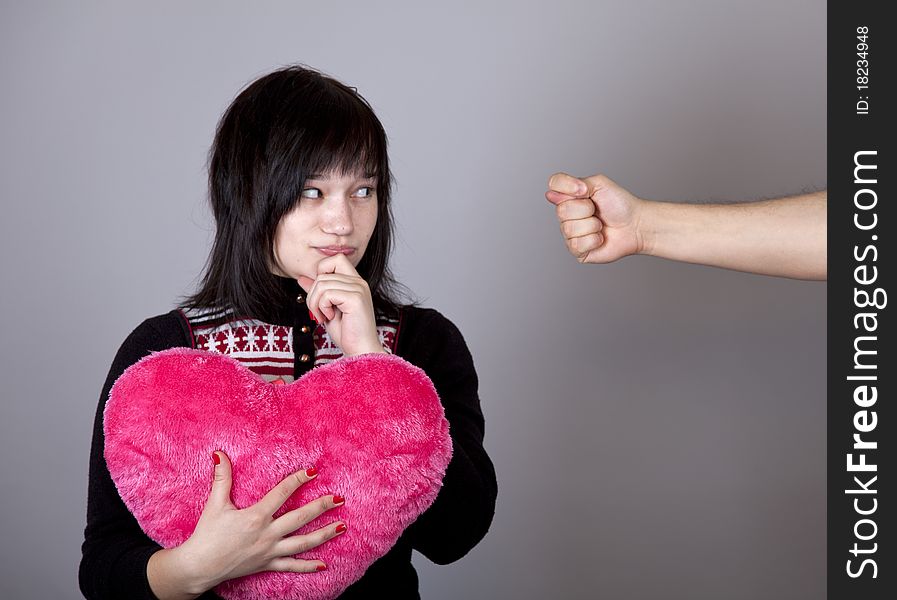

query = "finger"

[275,520,348,557]
[307,281,366,323]
[318,287,369,321]
[271,494,346,538]
[306,278,323,323]
[306,275,368,304]
[315,253,359,277]
[255,467,318,517]
[568,232,605,257]
[307,273,367,286]
[581,173,614,199]
[307,259,362,321]
[561,217,603,239]
[208,450,233,509]
[556,198,596,221]
[267,557,329,573]
[545,190,579,206]
[547,172,588,196]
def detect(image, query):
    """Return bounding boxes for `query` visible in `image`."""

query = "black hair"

[183,65,405,319]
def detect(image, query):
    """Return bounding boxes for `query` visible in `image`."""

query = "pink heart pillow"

[104,348,452,600]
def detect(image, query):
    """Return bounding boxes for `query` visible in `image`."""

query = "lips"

[315,246,356,257]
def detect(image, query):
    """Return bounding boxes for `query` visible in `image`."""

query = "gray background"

[0,1,826,598]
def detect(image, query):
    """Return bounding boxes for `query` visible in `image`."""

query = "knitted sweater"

[79,280,497,599]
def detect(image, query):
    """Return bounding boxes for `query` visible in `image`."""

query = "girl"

[80,66,497,600]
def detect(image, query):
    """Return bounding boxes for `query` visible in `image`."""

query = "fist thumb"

[547,172,588,196]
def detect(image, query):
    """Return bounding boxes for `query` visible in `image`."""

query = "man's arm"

[546,172,827,280]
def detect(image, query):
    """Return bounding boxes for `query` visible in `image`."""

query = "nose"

[321,196,353,236]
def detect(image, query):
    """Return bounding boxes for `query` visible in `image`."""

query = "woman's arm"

[397,309,498,564]
[80,312,198,599]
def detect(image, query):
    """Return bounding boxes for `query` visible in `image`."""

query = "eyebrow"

[306,172,377,181]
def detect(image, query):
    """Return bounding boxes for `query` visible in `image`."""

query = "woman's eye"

[354,186,375,198]
[300,188,322,199]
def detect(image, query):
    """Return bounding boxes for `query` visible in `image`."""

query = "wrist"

[148,546,212,600]
[177,541,224,594]
[346,344,388,357]
[632,197,657,256]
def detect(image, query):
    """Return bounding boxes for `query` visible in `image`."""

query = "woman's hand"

[298,254,386,356]
[147,451,346,599]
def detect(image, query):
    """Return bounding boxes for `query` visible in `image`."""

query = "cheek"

[358,204,378,242]
[353,205,379,263]
[271,212,312,270]
[270,227,289,274]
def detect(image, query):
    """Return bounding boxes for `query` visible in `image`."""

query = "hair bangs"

[300,95,387,182]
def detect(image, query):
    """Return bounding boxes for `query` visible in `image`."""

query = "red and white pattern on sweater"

[179,307,399,383]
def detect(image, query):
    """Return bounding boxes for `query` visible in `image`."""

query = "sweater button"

[299,354,311,363]
[300,325,311,334]
[296,294,305,304]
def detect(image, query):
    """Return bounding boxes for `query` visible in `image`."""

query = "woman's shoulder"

[398,305,461,334]
[103,310,193,388]
[395,305,470,358]
[119,309,193,352]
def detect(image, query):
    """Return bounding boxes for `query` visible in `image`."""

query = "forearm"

[79,532,163,600]
[638,192,827,280]
[408,435,497,564]
[81,313,204,599]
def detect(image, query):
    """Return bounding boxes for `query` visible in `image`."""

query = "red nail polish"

[212,452,220,465]
[308,310,317,323]
[306,466,318,478]
[335,524,347,534]
[316,564,327,572]
[332,494,345,505]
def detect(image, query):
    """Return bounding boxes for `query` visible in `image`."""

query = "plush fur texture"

[104,348,452,600]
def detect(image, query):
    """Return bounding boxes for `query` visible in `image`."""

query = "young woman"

[79,66,497,600]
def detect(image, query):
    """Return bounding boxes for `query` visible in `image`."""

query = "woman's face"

[271,171,379,280]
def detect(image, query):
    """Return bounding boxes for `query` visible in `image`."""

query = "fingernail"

[212,452,220,465]
[306,466,318,478]
[316,564,327,572]
[308,310,317,323]
[332,494,345,505]
[335,523,347,534]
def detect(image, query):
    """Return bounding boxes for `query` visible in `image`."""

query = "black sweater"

[79,295,497,599]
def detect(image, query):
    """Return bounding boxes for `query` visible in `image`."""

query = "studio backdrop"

[0,1,825,598]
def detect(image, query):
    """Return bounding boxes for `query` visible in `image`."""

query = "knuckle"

[273,486,292,506]
[244,510,266,529]
[560,221,574,237]
[290,505,313,528]
[291,537,312,554]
